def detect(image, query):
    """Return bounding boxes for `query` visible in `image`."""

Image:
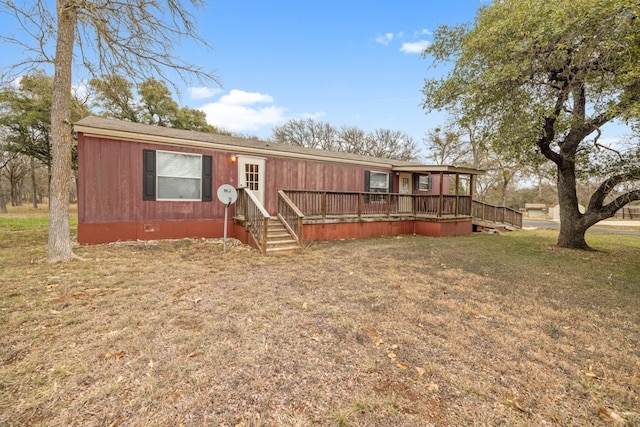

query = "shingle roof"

[75,116,483,174]
[75,116,420,167]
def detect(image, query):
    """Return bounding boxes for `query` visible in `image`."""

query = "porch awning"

[392,165,485,175]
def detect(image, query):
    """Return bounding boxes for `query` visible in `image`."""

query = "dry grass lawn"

[1,206,639,426]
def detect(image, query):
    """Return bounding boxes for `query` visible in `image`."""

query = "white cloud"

[188,86,222,100]
[219,89,274,106]
[198,89,287,134]
[71,79,89,101]
[375,32,394,45]
[375,29,432,53]
[400,40,430,54]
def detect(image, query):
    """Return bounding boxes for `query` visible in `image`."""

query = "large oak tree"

[422,0,640,249]
[1,0,219,261]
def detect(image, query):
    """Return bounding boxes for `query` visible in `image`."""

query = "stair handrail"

[472,199,522,228]
[238,187,270,253]
[277,190,304,246]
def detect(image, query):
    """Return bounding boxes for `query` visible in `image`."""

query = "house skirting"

[77,220,229,244]
[78,217,473,245]
[302,217,473,241]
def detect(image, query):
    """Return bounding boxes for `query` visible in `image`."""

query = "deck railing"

[283,190,473,218]
[472,200,522,228]
[277,190,304,246]
[237,188,270,253]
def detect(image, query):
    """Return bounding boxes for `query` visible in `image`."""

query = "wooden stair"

[265,217,300,254]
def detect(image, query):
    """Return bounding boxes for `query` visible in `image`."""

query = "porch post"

[321,192,327,218]
[262,219,268,254]
[469,174,475,200]
[438,172,444,217]
[455,173,460,216]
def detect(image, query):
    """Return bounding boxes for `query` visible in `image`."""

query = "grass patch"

[1,209,639,426]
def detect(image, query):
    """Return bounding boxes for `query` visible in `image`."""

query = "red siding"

[77,132,470,245]
[78,135,243,224]
[263,157,375,213]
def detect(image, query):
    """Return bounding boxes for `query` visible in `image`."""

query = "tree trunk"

[31,157,38,209]
[48,1,76,262]
[0,175,7,213]
[556,162,590,250]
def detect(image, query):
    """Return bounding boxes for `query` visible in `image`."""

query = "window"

[369,172,389,193]
[244,163,260,191]
[364,171,393,202]
[417,175,432,191]
[143,149,212,201]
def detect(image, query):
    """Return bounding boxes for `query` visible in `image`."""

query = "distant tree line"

[270,118,419,162]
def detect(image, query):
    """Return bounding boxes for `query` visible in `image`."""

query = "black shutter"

[414,173,420,191]
[202,155,213,201]
[364,170,371,203]
[388,173,394,193]
[142,149,156,201]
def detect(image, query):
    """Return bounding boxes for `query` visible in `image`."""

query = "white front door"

[238,156,266,205]
[399,172,412,213]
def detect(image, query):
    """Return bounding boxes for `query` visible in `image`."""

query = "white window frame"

[369,171,389,193]
[368,171,389,203]
[156,150,203,201]
[417,175,431,191]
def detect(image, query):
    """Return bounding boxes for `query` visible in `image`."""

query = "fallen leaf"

[104,352,112,360]
[582,366,603,380]
[427,382,439,392]
[598,406,626,425]
[108,418,124,427]
[416,367,426,377]
[194,298,202,304]
[188,351,200,358]
[311,335,320,342]
[375,338,384,346]
[114,351,125,360]
[148,359,154,368]
[391,344,399,350]
[396,362,409,369]
[387,351,397,360]
[302,302,308,309]
[512,400,532,414]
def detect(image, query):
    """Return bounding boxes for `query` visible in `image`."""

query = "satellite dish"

[217,184,238,254]
[217,184,238,205]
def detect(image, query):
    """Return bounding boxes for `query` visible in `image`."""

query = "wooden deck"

[236,189,522,253]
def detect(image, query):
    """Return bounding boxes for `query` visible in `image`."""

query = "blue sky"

[2,0,631,151]
[184,0,485,142]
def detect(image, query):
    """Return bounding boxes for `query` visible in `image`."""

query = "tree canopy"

[0,71,89,168]
[88,75,229,134]
[422,0,640,249]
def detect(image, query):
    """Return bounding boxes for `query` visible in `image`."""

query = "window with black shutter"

[142,149,212,201]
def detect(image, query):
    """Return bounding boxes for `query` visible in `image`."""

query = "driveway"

[523,219,640,236]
